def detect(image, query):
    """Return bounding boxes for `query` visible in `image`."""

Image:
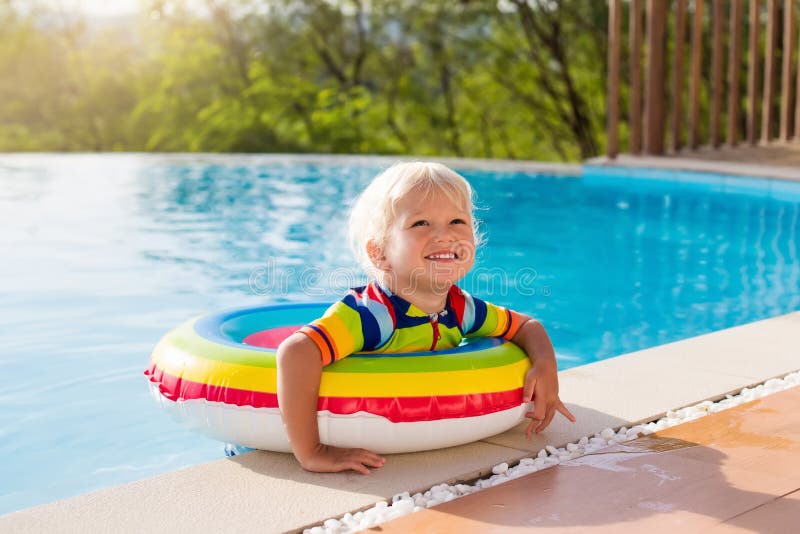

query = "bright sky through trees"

[44,0,140,17]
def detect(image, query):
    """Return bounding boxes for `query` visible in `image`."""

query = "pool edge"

[2,311,798,533]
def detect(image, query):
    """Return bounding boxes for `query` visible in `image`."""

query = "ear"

[366,239,389,271]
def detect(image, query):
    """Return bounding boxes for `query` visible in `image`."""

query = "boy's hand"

[298,444,385,475]
[523,360,576,437]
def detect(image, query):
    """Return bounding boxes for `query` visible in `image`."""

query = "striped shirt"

[299,282,525,366]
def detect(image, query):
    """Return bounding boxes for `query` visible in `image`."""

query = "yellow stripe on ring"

[151,341,530,396]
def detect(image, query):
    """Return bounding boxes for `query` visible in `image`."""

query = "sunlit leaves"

[0,0,606,160]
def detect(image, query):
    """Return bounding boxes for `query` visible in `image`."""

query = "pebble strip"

[305,371,800,534]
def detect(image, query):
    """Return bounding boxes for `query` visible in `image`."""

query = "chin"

[428,276,462,291]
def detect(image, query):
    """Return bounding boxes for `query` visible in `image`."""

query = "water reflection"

[135,161,379,300]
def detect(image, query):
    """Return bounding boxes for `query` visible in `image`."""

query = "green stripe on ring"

[159,317,529,373]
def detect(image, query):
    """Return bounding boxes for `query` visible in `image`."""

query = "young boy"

[277,162,575,474]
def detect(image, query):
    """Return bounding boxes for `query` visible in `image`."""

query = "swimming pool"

[1,155,798,514]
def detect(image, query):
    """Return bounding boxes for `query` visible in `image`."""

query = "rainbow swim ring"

[145,303,532,453]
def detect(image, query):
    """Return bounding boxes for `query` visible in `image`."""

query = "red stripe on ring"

[144,363,523,423]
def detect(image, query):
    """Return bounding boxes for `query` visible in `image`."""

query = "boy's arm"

[510,315,576,436]
[276,332,385,474]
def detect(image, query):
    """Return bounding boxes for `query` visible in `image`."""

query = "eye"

[450,218,468,225]
[410,220,429,227]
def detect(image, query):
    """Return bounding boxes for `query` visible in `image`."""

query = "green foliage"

[0,0,611,161]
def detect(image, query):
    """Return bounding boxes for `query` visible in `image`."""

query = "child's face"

[374,187,475,296]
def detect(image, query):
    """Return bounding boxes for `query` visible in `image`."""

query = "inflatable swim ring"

[144,303,531,454]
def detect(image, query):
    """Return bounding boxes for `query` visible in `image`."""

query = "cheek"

[459,230,476,247]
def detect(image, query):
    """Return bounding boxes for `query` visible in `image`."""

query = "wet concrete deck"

[377,385,800,533]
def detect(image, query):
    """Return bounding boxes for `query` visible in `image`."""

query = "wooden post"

[630,0,644,154]
[689,0,704,149]
[727,0,743,146]
[671,0,686,152]
[710,0,724,148]
[747,0,761,145]
[644,0,667,154]
[780,0,795,141]
[607,0,621,158]
[762,0,778,143]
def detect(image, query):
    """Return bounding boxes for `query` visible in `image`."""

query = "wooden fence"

[606,0,800,157]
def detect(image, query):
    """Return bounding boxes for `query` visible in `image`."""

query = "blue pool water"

[1,155,799,514]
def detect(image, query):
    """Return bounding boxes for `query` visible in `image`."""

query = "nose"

[433,222,456,242]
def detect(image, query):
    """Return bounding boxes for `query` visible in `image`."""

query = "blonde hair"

[348,161,480,273]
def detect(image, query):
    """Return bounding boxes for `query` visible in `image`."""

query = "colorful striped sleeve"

[298,300,365,366]
[464,297,525,341]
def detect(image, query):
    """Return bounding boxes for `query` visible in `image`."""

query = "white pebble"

[490,476,508,487]
[392,491,409,503]
[323,518,340,529]
[393,499,414,515]
[385,510,405,522]
[600,428,615,439]
[566,443,579,452]
[578,436,589,446]
[492,462,509,475]
[545,445,559,455]
[537,449,548,459]
[514,465,534,476]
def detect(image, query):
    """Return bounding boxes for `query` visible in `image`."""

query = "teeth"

[427,253,456,260]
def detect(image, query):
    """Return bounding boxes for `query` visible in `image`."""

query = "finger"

[557,401,577,422]
[360,454,385,468]
[530,400,546,422]
[523,375,536,402]
[525,417,539,438]
[535,408,556,434]
[525,410,543,437]
[353,448,385,466]
[345,461,371,475]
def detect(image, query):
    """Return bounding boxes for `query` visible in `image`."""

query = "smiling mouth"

[425,252,458,260]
